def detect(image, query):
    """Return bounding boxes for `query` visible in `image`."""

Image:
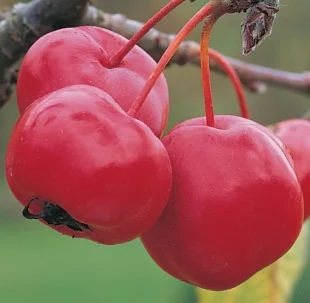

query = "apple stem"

[128,2,214,117]
[201,11,248,126]
[208,49,249,119]
[109,0,187,68]
[200,18,216,127]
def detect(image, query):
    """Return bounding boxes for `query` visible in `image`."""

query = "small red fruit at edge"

[271,119,310,220]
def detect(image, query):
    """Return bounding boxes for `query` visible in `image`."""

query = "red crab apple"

[6,84,172,244]
[136,0,303,291]
[270,119,310,220]
[141,115,303,291]
[17,26,169,137]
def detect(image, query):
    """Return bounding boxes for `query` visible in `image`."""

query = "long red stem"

[128,2,214,117]
[200,19,216,126]
[109,0,186,67]
[209,49,249,119]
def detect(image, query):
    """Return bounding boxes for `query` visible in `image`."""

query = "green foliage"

[0,222,187,303]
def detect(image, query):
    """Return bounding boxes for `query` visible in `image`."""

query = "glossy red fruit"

[271,119,310,220]
[141,115,303,291]
[7,84,172,244]
[17,26,169,137]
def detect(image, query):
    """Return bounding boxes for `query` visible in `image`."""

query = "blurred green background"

[0,0,310,302]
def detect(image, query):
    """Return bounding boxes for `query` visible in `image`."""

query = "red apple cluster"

[5,0,309,292]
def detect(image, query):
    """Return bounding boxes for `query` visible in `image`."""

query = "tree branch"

[77,6,310,95]
[0,0,309,108]
[0,0,89,107]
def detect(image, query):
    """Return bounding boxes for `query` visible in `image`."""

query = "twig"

[0,0,309,108]
[77,6,310,95]
[0,0,89,107]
